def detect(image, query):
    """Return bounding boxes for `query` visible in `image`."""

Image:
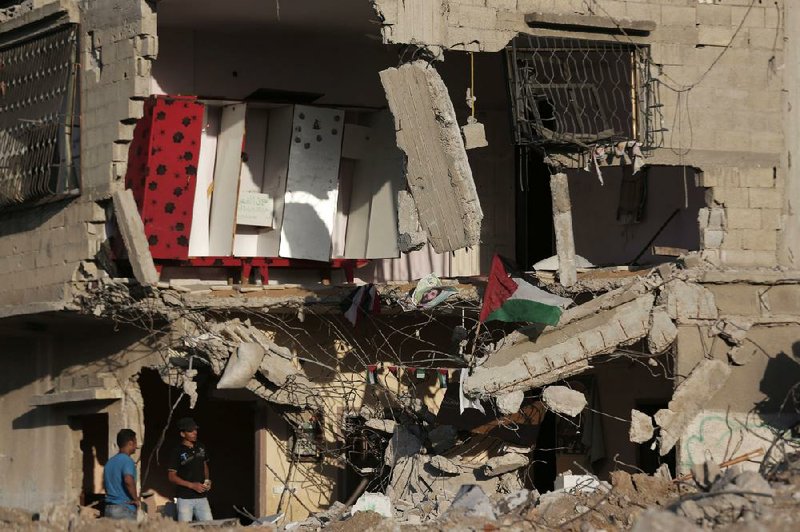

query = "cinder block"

[697,4,731,26]
[764,285,800,315]
[454,4,497,28]
[709,186,749,207]
[516,0,556,12]
[760,208,781,230]
[134,34,158,58]
[749,188,782,209]
[625,2,662,24]
[725,208,761,229]
[698,26,739,47]
[739,167,775,188]
[719,229,741,250]
[662,5,695,27]
[719,249,776,268]
[732,6,765,28]
[740,228,777,251]
[486,0,516,11]
[701,229,724,249]
[749,27,783,50]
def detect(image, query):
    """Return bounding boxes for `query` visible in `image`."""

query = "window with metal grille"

[505,35,663,151]
[0,24,79,208]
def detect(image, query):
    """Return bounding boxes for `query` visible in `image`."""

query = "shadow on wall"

[0,197,78,238]
[568,165,704,266]
[755,343,800,420]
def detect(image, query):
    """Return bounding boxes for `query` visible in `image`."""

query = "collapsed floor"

[15,250,786,526]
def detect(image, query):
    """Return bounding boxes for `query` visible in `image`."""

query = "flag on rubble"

[341,284,380,326]
[479,255,573,326]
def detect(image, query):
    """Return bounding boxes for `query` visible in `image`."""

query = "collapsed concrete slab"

[217,342,264,389]
[464,294,655,397]
[542,386,587,417]
[379,61,482,253]
[112,188,159,286]
[654,359,732,455]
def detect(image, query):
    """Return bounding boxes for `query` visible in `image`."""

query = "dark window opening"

[505,35,663,151]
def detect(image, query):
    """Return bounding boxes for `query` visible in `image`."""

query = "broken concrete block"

[542,386,586,417]
[484,453,529,477]
[365,418,397,434]
[648,306,678,354]
[660,279,718,321]
[629,409,655,444]
[217,342,265,389]
[654,359,732,455]
[380,61,482,253]
[496,390,524,415]
[429,455,460,475]
[112,189,159,286]
[445,485,496,520]
[712,317,752,346]
[462,119,488,150]
[396,190,426,252]
[257,342,300,388]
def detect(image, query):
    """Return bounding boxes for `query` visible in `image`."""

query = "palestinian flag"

[479,255,572,326]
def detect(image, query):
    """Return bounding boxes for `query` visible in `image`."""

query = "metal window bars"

[0,24,79,208]
[505,35,663,152]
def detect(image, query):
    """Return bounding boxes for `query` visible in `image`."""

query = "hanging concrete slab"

[379,61,482,253]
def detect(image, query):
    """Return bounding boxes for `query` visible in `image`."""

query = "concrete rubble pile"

[281,453,798,530]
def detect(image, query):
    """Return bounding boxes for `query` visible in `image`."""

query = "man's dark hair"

[116,428,137,448]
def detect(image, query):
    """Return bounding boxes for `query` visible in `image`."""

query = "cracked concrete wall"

[0,0,156,314]
[372,0,789,269]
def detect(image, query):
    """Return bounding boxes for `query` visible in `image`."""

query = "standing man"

[103,428,139,520]
[167,417,213,522]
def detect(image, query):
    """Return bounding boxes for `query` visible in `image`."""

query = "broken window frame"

[505,35,663,152]
[0,22,80,209]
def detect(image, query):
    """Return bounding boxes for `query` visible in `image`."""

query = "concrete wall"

[0,317,156,511]
[375,0,788,269]
[673,277,800,473]
[0,0,156,314]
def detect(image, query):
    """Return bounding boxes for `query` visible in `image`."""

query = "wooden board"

[233,108,270,257]
[279,105,344,262]
[189,105,221,257]
[331,157,354,258]
[342,122,373,259]
[365,111,404,259]
[208,103,246,256]
[260,106,294,258]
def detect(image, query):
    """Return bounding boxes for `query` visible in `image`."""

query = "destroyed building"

[0,0,799,526]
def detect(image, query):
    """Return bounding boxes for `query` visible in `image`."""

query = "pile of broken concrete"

[284,454,796,531]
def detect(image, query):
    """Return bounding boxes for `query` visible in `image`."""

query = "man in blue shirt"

[103,428,139,520]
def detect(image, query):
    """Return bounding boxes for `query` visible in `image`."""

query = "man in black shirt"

[167,417,213,522]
